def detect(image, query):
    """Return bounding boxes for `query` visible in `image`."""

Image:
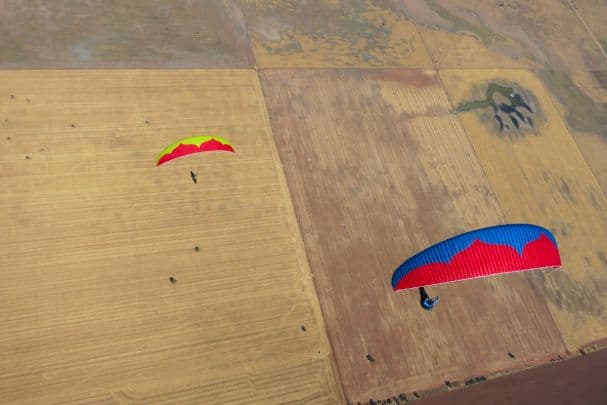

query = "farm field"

[1,1,605,404]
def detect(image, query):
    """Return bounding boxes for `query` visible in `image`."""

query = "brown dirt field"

[0,1,253,68]
[0,70,341,403]
[418,349,607,405]
[260,68,565,403]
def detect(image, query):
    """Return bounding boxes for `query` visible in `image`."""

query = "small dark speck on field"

[194,245,200,252]
[301,325,306,332]
[25,155,31,159]
[70,123,76,128]
[366,354,375,363]
[508,352,516,358]
[169,276,177,284]
[10,95,15,99]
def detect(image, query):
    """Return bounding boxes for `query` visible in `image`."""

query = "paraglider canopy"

[392,224,561,291]
[156,136,234,166]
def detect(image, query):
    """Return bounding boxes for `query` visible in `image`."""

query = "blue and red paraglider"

[391,224,561,305]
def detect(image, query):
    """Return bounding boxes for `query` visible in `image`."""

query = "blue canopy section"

[391,224,557,289]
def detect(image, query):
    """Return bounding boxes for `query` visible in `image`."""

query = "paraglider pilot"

[419,287,439,310]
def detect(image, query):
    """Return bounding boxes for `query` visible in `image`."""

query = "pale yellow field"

[441,69,607,352]
[0,70,342,403]
[547,70,607,194]
[572,130,607,195]
[415,26,532,69]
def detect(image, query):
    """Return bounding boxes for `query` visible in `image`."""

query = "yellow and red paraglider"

[156,136,235,166]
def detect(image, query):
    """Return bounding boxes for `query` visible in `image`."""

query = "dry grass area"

[241,0,432,68]
[543,69,607,194]
[441,68,607,352]
[400,0,607,197]
[571,0,607,57]
[0,70,341,404]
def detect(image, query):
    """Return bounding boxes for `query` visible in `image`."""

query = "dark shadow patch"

[591,70,607,89]
[367,393,408,404]
[455,82,537,136]
[558,177,576,203]
[556,223,569,238]
[465,376,488,386]
[590,192,601,210]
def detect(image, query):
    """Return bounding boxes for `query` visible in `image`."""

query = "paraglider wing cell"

[157,136,235,166]
[391,224,561,291]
